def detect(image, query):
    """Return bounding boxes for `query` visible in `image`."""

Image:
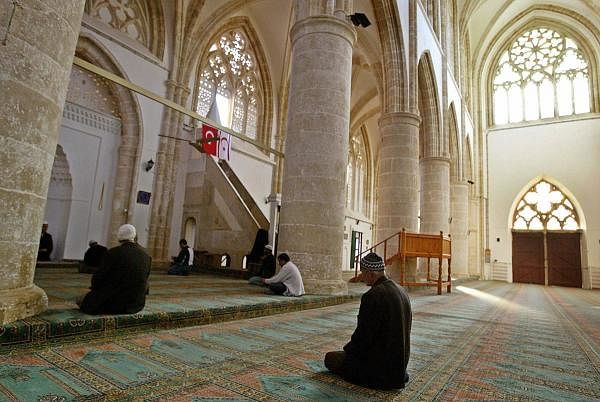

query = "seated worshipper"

[245,228,269,275]
[77,224,152,315]
[324,252,412,390]
[167,239,194,275]
[262,253,305,296]
[79,240,108,273]
[37,221,53,261]
[248,245,276,286]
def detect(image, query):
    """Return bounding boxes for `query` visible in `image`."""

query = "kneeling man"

[324,252,412,389]
[78,224,152,315]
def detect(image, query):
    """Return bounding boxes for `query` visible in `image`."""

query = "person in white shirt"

[262,253,305,296]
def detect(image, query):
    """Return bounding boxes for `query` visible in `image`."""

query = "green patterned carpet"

[1,281,598,401]
[0,269,361,349]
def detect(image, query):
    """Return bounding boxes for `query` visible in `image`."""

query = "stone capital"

[290,15,356,48]
[378,111,421,129]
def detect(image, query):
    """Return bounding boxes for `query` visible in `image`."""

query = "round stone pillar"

[0,0,85,324]
[376,112,420,282]
[278,15,355,295]
[419,157,450,235]
[450,181,469,277]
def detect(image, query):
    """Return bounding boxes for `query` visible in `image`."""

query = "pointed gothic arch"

[417,52,442,158]
[75,34,143,244]
[191,17,274,148]
[448,103,461,181]
[373,0,408,112]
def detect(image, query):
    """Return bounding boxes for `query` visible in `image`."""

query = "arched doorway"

[511,179,582,287]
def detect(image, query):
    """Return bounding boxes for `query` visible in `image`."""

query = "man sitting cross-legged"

[324,252,412,390]
[261,253,305,297]
[77,224,151,315]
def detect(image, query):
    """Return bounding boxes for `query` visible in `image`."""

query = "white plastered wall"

[487,116,600,288]
[76,26,169,247]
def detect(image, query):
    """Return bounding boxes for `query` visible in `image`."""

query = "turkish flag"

[201,124,218,156]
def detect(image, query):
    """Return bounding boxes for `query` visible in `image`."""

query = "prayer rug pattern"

[0,270,361,350]
[1,281,598,401]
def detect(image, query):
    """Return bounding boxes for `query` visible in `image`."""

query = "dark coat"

[343,276,412,389]
[38,232,53,261]
[260,253,276,278]
[83,244,108,267]
[173,246,190,265]
[80,241,151,315]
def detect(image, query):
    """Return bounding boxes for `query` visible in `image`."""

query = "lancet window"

[196,30,261,140]
[346,133,370,216]
[513,180,579,230]
[493,28,590,125]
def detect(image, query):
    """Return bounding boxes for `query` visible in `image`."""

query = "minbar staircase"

[351,229,452,295]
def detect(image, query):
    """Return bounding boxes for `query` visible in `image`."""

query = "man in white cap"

[324,252,412,389]
[78,224,152,315]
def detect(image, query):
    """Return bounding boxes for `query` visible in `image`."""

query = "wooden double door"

[512,231,582,287]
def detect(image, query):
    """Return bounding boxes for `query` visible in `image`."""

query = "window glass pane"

[524,82,539,121]
[493,88,508,124]
[508,84,523,123]
[231,90,244,133]
[564,217,578,230]
[215,92,231,127]
[557,76,572,116]
[573,72,590,114]
[539,79,554,118]
[514,217,527,230]
[530,217,543,230]
[245,100,257,140]
[547,217,560,230]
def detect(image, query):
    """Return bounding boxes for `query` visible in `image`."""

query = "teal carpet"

[1,281,598,401]
[0,269,361,349]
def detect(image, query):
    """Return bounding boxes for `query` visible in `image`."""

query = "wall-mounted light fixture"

[467,180,474,185]
[144,159,155,172]
[348,13,371,28]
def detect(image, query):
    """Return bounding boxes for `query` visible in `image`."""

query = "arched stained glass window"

[493,28,590,125]
[513,180,579,230]
[196,30,260,139]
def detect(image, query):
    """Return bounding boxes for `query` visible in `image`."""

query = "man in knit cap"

[324,252,412,389]
[77,224,152,315]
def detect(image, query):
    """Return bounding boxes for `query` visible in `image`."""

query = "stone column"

[376,112,420,282]
[419,157,450,279]
[419,157,450,235]
[450,181,469,277]
[0,0,85,324]
[278,10,355,295]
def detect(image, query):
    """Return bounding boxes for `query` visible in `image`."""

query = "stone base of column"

[0,285,48,324]
[303,278,348,296]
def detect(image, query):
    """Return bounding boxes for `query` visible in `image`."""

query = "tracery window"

[346,134,370,216]
[493,28,590,125]
[196,30,261,139]
[86,0,149,48]
[513,180,579,230]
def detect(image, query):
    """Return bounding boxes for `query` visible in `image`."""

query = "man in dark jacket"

[248,245,276,286]
[167,239,193,275]
[78,224,151,315]
[324,252,412,389]
[79,240,108,273]
[37,222,53,261]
